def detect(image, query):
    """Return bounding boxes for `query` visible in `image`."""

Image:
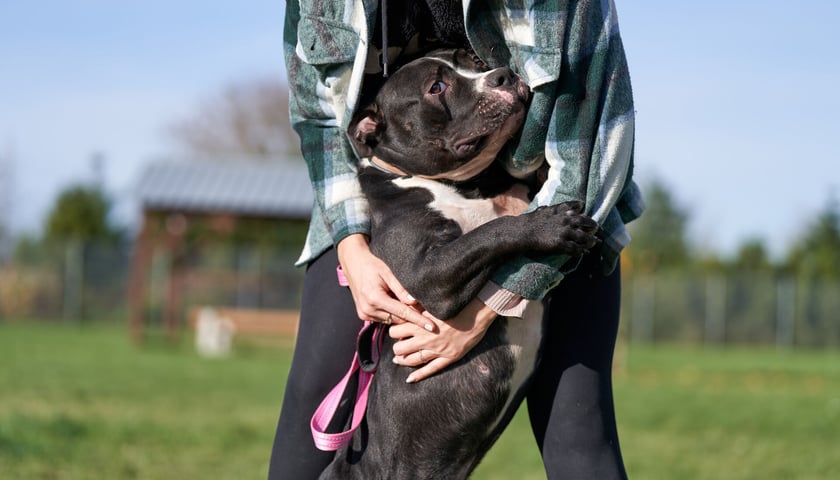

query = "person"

[268,1,644,479]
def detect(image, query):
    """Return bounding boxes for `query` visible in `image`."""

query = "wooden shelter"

[128,160,312,343]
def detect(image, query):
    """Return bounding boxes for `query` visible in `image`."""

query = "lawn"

[1,322,838,479]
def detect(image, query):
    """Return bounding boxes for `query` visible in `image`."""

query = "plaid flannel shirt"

[284,0,644,301]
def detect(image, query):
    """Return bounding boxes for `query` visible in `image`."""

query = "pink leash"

[310,266,384,451]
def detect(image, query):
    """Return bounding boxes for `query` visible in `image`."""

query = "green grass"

[611,346,840,480]
[0,323,293,479]
[1,322,839,479]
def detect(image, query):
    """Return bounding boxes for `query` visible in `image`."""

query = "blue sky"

[1,1,838,258]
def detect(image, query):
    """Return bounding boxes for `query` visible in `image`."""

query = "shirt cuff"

[477,282,530,318]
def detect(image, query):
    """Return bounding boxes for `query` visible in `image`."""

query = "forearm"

[492,2,636,299]
[284,1,369,245]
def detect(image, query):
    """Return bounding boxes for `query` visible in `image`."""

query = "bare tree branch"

[168,78,299,161]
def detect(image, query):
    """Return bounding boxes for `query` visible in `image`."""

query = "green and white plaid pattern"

[285,0,644,300]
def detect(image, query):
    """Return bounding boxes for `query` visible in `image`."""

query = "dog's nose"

[484,67,517,88]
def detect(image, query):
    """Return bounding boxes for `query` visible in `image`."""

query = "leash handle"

[310,266,383,451]
[310,330,376,451]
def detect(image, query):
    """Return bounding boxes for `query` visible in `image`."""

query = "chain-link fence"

[0,242,130,321]
[2,243,839,348]
[622,272,840,348]
[0,241,305,324]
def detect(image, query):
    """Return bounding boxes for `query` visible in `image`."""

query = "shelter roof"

[136,160,312,218]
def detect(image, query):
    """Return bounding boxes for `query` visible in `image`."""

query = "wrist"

[337,233,370,265]
[472,299,498,330]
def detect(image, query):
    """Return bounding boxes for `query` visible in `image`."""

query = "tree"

[732,237,773,272]
[625,178,691,273]
[786,193,840,280]
[44,185,120,244]
[167,78,299,160]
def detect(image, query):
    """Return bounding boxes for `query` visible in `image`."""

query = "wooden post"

[128,214,155,344]
[162,213,187,341]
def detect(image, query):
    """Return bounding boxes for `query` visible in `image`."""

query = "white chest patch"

[490,302,543,433]
[392,176,501,232]
[393,173,542,436]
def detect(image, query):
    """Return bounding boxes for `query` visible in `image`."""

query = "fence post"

[776,277,796,349]
[631,275,655,343]
[62,240,84,321]
[704,274,726,345]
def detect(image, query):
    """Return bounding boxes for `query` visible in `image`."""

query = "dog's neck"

[364,156,521,200]
[368,154,499,183]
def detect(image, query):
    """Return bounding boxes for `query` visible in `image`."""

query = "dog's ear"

[348,104,384,158]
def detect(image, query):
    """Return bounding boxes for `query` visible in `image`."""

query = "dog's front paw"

[528,201,599,255]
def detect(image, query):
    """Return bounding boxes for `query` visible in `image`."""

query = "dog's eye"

[428,81,447,95]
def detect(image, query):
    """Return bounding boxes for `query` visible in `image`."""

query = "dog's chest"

[392,176,501,233]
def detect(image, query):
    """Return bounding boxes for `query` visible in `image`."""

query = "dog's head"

[349,48,530,181]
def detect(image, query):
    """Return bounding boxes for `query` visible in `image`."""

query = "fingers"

[338,242,433,329]
[406,357,452,383]
[381,269,419,306]
[391,349,426,367]
[345,270,429,328]
[399,304,435,332]
[392,344,453,383]
[380,271,435,331]
[388,298,498,383]
[389,326,434,368]
[389,325,423,351]
[379,298,434,331]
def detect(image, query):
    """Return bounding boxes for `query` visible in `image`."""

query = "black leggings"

[268,248,627,479]
[527,255,627,479]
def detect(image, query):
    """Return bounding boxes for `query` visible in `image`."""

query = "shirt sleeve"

[284,2,370,245]
[490,1,637,300]
[477,282,530,318]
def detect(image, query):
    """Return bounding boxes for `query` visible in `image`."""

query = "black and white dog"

[320,48,598,479]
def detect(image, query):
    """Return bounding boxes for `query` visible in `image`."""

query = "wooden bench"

[188,307,299,342]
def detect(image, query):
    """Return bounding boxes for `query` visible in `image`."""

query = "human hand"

[336,234,434,331]
[389,298,497,383]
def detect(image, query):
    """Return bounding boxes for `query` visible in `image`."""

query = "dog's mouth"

[452,102,521,158]
[454,134,487,156]
[453,99,525,156]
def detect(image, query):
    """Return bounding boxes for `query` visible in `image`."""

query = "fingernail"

[425,324,433,332]
[406,375,416,383]
[406,294,416,302]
